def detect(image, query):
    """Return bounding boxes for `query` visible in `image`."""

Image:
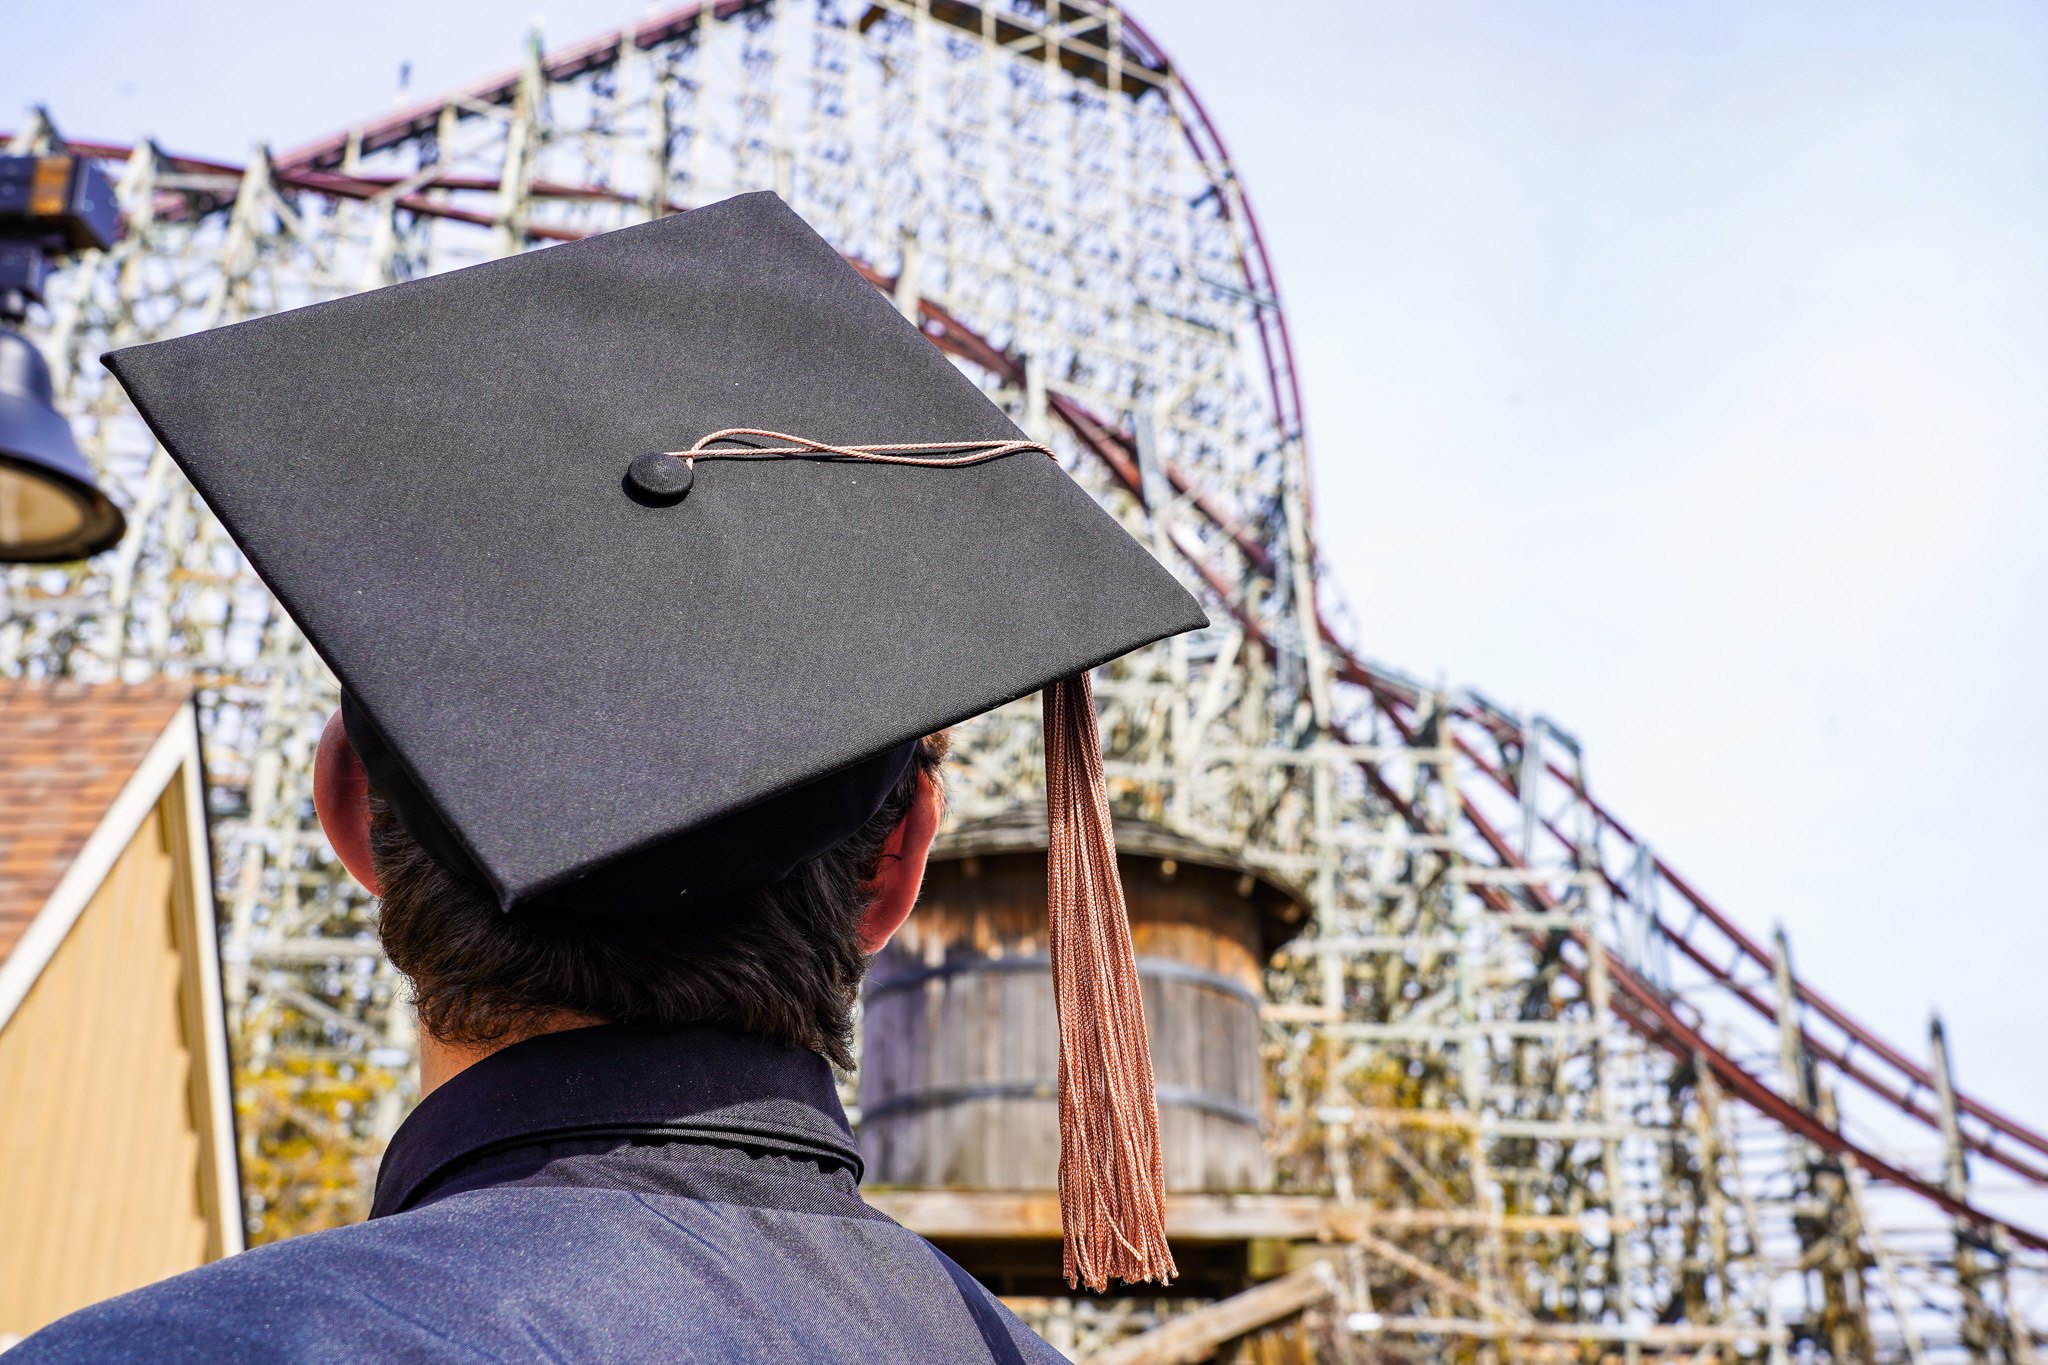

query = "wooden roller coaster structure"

[4,2,2042,1357]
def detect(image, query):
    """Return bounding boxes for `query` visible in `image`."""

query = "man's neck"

[416,1011,608,1097]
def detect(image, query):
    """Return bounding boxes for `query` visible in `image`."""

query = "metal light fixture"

[0,324,124,561]
[0,151,126,562]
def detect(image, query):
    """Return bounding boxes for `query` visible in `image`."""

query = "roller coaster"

[4,2,2041,1357]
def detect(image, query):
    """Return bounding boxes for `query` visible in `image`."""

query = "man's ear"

[857,770,941,955]
[314,709,381,896]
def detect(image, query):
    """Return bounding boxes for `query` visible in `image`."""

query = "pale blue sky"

[6,1,2044,1131]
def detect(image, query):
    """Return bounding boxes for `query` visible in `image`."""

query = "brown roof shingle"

[0,680,193,965]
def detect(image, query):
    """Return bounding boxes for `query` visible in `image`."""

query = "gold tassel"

[1042,671,1178,1292]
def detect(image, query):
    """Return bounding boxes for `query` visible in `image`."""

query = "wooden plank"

[863,1189,1633,1241]
[1360,1316,1786,1348]
[0,794,213,1338]
[1083,1262,1338,1365]
[1349,1229,1530,1326]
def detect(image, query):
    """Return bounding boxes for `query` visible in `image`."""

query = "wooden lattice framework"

[4,4,2043,1358]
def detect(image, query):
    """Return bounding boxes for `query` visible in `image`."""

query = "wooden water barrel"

[858,817,1303,1193]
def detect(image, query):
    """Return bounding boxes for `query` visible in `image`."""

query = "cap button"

[626,451,694,503]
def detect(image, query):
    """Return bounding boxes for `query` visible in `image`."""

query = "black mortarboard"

[104,191,1202,1289]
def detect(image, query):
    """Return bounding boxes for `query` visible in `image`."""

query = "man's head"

[315,713,945,1071]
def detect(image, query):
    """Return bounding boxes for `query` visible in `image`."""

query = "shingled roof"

[0,680,195,967]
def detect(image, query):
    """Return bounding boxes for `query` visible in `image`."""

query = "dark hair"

[371,735,947,1071]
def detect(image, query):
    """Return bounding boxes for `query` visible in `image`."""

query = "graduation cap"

[103,191,1202,1290]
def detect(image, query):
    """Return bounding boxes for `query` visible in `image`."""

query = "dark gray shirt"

[14,1024,1065,1363]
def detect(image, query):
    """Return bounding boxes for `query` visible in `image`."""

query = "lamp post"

[0,152,126,563]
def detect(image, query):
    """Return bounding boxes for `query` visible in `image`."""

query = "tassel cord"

[673,427,1053,468]
[1042,672,1177,1292]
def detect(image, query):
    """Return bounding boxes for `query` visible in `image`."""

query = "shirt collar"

[371,1023,860,1218]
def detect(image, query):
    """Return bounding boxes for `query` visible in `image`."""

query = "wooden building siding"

[0,694,239,1341]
